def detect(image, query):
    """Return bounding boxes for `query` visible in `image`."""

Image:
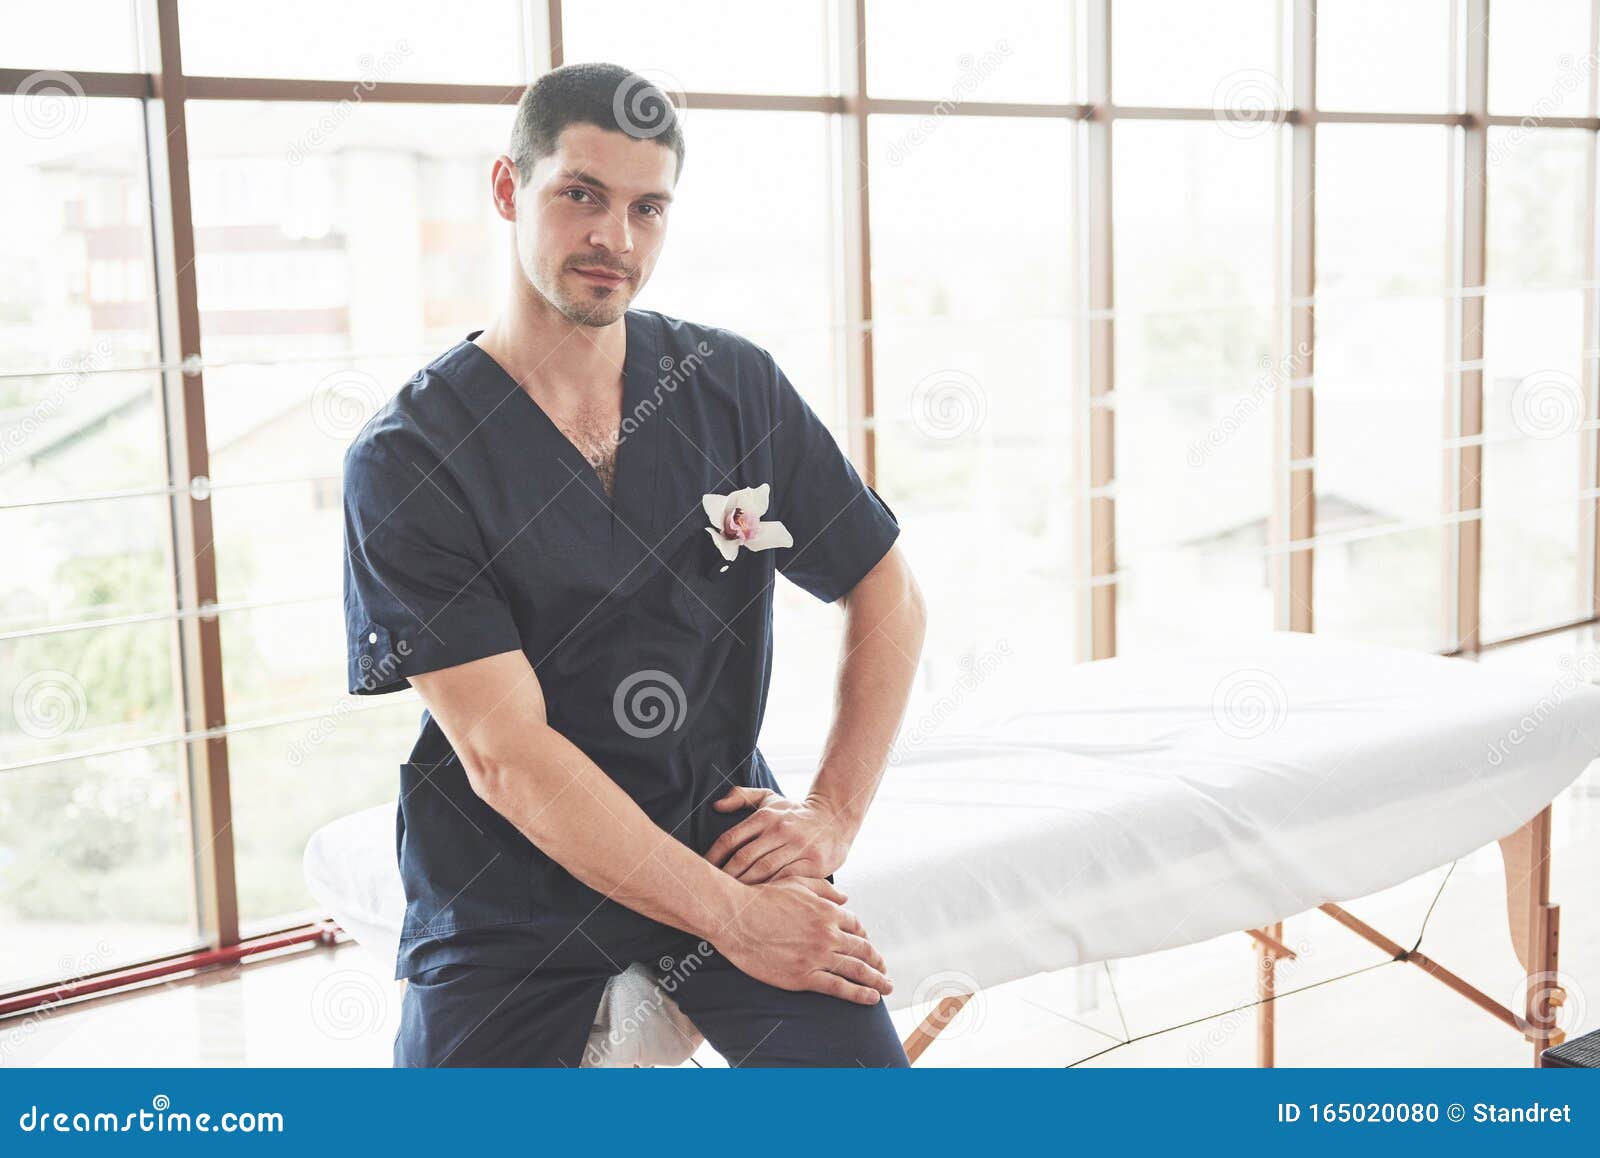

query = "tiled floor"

[6,628,1598,1068]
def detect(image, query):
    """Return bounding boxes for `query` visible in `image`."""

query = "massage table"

[303,629,1600,1066]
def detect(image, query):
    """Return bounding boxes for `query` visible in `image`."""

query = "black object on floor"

[1541,1028,1600,1068]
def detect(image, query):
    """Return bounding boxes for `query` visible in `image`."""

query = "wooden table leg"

[1498,805,1566,1065]
[1256,919,1283,1068]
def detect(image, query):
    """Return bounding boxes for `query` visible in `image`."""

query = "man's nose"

[588,211,633,256]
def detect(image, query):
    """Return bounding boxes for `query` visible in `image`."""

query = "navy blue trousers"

[393,933,909,1068]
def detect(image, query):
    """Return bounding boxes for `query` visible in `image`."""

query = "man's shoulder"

[342,344,472,479]
[641,308,772,372]
[637,308,780,418]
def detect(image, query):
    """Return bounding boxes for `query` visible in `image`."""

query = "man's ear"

[490,155,520,222]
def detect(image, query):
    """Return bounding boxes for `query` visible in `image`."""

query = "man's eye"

[563,188,591,203]
[637,203,661,218]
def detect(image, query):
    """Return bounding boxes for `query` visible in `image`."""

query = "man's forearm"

[472,724,749,942]
[806,556,927,834]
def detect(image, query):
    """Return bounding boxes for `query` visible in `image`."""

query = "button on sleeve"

[342,436,523,695]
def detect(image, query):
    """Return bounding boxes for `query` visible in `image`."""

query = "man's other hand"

[706,786,854,883]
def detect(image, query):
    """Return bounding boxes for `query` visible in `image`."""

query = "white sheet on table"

[304,630,1600,1027]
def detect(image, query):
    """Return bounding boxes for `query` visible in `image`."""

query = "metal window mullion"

[145,0,239,950]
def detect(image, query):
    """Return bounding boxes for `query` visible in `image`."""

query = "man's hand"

[706,786,856,883]
[715,875,892,1005]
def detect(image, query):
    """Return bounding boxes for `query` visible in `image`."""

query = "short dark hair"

[509,62,685,186]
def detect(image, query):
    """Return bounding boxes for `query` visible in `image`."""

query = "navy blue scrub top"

[341,308,901,980]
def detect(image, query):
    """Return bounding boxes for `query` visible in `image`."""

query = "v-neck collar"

[458,310,660,543]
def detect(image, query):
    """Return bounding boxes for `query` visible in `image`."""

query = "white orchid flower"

[702,483,793,565]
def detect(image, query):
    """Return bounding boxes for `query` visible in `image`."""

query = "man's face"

[510,122,676,327]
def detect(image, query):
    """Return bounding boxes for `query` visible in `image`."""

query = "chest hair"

[556,412,621,498]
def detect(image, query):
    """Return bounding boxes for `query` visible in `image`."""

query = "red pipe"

[0,920,342,1018]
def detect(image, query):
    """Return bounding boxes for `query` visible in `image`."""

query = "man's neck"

[475,290,627,406]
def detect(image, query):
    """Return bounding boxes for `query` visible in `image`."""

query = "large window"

[1,94,193,989]
[1482,128,1593,639]
[1113,121,1277,654]
[4,1,1597,997]
[1312,124,1451,650]
[869,114,1077,714]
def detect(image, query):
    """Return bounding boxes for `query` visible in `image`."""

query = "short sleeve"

[342,436,524,695]
[764,353,901,603]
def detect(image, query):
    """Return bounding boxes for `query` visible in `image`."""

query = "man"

[342,62,926,1067]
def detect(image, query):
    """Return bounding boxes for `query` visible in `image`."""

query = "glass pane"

[220,602,349,729]
[184,101,514,361]
[1486,128,1588,291]
[178,0,525,85]
[1314,125,1450,647]
[1482,290,1588,637]
[0,748,198,992]
[210,483,341,619]
[868,115,1077,719]
[232,710,412,934]
[1316,0,1451,113]
[873,318,1079,722]
[201,353,421,490]
[563,0,833,96]
[0,3,143,72]
[1112,0,1282,109]
[1,620,182,769]
[865,0,1072,103]
[1483,128,1590,638]
[1113,122,1278,652]
[1488,0,1594,118]
[631,110,837,413]
[0,371,167,503]
[870,116,1072,317]
[1314,526,1448,650]
[0,495,177,636]
[182,100,515,489]
[0,96,160,372]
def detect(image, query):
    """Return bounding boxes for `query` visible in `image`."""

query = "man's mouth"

[573,266,628,287]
